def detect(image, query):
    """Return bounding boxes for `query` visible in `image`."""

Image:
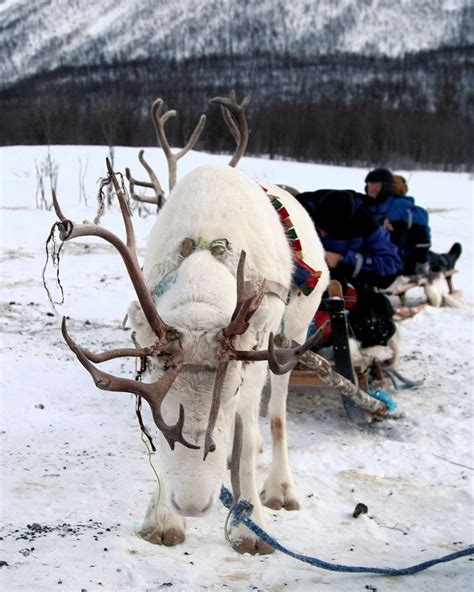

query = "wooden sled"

[287,278,430,422]
[288,281,385,426]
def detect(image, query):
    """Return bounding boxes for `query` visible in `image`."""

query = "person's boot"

[447,242,462,268]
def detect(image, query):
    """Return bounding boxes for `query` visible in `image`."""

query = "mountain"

[1,0,472,90]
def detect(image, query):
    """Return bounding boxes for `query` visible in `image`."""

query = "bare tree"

[77,155,89,206]
[35,147,58,211]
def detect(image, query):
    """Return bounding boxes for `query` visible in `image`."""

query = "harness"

[261,184,322,296]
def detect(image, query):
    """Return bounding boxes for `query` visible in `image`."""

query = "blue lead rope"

[220,486,473,575]
[368,388,398,413]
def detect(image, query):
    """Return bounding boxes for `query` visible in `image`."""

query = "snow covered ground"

[1,146,473,591]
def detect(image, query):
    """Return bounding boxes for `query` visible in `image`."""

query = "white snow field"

[1,146,473,591]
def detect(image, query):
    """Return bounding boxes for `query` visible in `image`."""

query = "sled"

[289,281,385,426]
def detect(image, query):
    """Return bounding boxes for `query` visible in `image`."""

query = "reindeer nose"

[170,492,214,517]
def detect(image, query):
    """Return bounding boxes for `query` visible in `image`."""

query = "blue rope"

[367,388,398,413]
[220,486,473,575]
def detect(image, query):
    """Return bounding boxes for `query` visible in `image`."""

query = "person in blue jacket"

[295,188,402,291]
[363,167,461,274]
[295,189,402,347]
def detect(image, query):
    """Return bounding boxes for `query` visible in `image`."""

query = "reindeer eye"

[211,245,225,256]
[210,239,229,257]
[180,238,196,257]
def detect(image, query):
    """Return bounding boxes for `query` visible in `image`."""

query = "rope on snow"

[220,485,473,575]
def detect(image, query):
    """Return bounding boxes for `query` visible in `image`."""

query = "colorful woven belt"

[260,185,322,296]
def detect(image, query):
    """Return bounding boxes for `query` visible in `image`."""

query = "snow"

[0,145,473,591]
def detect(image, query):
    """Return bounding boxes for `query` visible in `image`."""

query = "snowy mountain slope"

[0,145,473,591]
[1,0,472,89]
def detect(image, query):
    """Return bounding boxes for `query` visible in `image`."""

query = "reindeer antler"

[53,159,169,342]
[125,100,206,207]
[49,160,200,450]
[61,318,197,450]
[126,92,249,209]
[151,98,206,191]
[125,149,166,209]
[210,91,251,167]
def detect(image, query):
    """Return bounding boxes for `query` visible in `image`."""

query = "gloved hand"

[415,261,430,275]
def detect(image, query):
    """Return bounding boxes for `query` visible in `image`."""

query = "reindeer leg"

[261,370,300,511]
[139,482,185,546]
[229,363,274,555]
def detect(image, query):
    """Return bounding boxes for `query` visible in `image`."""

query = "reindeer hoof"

[138,527,185,546]
[263,497,282,510]
[261,483,301,511]
[263,496,300,511]
[232,537,275,555]
[283,498,300,511]
[162,528,186,546]
[137,528,162,545]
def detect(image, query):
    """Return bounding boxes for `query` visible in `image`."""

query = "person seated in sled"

[363,167,462,275]
[295,188,402,292]
[295,189,402,349]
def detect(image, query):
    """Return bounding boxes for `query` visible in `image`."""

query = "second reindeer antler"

[126,92,251,210]
[151,98,206,192]
[210,90,251,167]
[125,99,206,208]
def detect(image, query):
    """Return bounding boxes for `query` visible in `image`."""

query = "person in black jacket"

[295,189,402,292]
[295,189,402,348]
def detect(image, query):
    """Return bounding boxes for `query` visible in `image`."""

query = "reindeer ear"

[127,300,147,330]
[127,301,157,349]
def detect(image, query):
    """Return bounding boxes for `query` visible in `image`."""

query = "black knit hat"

[365,167,393,184]
[314,190,355,237]
[364,167,393,200]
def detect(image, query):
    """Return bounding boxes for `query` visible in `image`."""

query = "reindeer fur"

[128,165,329,553]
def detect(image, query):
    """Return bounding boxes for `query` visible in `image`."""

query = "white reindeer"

[51,94,333,554]
[127,165,329,552]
